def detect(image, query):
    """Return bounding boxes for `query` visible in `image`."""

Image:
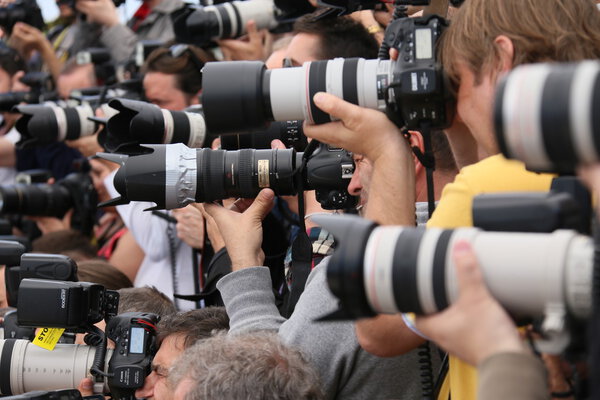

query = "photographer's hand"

[76,0,119,28]
[303,93,408,164]
[172,204,205,250]
[217,20,273,61]
[203,189,275,271]
[414,241,525,366]
[304,93,415,226]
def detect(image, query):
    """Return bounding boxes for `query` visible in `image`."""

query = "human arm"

[302,92,416,226]
[108,229,144,282]
[172,204,205,250]
[76,0,138,64]
[303,93,422,354]
[0,137,15,168]
[9,23,63,82]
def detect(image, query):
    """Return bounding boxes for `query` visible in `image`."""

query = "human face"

[347,153,373,214]
[134,334,185,400]
[143,72,194,111]
[172,377,194,400]
[56,63,96,100]
[284,33,321,66]
[454,63,499,158]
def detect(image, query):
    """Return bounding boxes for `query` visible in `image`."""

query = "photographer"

[303,0,600,398]
[76,0,184,64]
[196,14,463,400]
[133,307,230,399]
[168,332,324,400]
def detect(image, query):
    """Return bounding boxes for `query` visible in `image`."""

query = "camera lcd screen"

[129,327,145,354]
[415,29,433,60]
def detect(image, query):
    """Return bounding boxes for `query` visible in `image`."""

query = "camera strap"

[283,145,315,317]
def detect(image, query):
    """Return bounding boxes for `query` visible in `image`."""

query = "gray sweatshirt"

[217,258,435,399]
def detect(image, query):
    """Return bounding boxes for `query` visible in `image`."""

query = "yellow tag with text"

[32,327,66,351]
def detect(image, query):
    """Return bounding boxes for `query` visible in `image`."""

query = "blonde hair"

[440,0,600,87]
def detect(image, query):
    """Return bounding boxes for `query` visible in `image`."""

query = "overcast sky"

[38,1,141,23]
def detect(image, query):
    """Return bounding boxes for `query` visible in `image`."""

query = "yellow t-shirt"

[426,154,554,400]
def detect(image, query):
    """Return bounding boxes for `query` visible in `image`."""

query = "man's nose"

[134,371,157,399]
[347,169,362,196]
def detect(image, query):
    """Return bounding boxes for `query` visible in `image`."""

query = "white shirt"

[105,170,198,310]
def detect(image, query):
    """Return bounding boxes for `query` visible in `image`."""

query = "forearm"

[100,24,138,64]
[217,267,286,333]
[364,140,415,225]
[38,40,63,83]
[0,138,15,167]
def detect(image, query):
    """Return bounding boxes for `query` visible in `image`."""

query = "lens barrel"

[0,184,72,217]
[105,144,298,209]
[14,104,96,148]
[494,61,600,173]
[0,339,111,395]
[319,215,593,321]
[220,120,307,151]
[173,0,278,46]
[202,58,389,134]
[102,99,210,154]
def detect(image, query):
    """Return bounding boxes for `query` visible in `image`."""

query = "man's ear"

[408,130,425,175]
[493,35,514,75]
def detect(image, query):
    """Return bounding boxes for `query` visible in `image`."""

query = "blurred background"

[39,0,139,22]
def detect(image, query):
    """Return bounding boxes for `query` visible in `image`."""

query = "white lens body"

[0,339,111,395]
[206,0,277,39]
[269,58,390,124]
[499,61,600,171]
[363,227,593,320]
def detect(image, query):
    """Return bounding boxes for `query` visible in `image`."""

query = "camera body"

[0,0,44,34]
[201,15,453,135]
[0,72,55,113]
[105,313,159,398]
[382,15,454,130]
[0,169,98,236]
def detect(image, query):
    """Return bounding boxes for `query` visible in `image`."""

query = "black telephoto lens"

[0,184,72,217]
[0,92,36,112]
[101,99,212,154]
[98,144,298,210]
[220,120,307,151]
[14,104,96,148]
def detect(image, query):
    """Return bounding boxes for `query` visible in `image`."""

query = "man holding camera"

[302,0,600,398]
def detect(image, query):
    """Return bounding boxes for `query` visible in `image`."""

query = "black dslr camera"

[0,0,44,35]
[0,277,158,398]
[0,166,98,236]
[201,14,454,135]
[0,72,56,113]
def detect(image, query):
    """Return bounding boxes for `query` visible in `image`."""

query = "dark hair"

[293,13,379,60]
[32,229,97,261]
[117,286,176,317]
[142,45,214,96]
[157,307,229,348]
[0,46,25,76]
[77,259,133,290]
